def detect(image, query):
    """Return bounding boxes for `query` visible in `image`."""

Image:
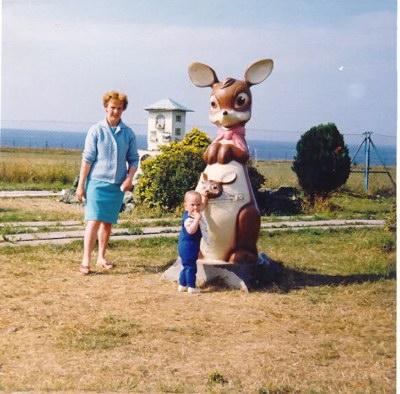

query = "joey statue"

[188,59,274,264]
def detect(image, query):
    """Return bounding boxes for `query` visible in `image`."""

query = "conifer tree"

[292,123,351,205]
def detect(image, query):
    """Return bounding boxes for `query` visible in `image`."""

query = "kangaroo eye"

[210,95,219,110]
[235,92,250,108]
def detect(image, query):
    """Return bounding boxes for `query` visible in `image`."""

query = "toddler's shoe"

[178,285,187,292]
[188,287,200,294]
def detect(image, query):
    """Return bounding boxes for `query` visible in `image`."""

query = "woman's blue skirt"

[85,179,124,224]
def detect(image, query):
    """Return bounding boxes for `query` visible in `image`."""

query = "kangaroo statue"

[188,59,273,264]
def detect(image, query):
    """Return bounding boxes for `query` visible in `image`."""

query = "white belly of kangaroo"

[196,161,251,263]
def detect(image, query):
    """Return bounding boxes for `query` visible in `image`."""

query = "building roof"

[144,98,193,112]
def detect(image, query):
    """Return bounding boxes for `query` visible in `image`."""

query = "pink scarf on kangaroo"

[213,125,248,153]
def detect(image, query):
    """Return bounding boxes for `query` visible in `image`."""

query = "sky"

[1,0,397,144]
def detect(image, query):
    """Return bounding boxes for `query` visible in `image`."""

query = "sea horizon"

[0,127,396,166]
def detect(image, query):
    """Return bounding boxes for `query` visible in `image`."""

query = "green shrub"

[384,202,396,232]
[178,127,211,149]
[134,129,266,212]
[134,129,210,211]
[292,123,351,205]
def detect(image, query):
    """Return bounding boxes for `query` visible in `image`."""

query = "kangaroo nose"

[223,110,228,116]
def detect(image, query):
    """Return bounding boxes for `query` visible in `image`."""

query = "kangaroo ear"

[244,59,273,86]
[220,171,237,184]
[200,172,208,181]
[188,62,219,87]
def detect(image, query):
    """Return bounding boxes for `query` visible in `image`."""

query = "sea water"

[0,128,396,166]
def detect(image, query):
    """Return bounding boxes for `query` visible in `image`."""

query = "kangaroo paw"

[217,144,249,164]
[234,148,250,164]
[217,144,233,164]
[204,143,220,164]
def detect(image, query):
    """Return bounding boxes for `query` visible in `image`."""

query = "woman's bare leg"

[97,222,113,267]
[82,220,101,268]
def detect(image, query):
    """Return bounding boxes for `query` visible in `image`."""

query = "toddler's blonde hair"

[184,190,201,202]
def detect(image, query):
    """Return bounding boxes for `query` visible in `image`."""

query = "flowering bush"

[134,129,210,211]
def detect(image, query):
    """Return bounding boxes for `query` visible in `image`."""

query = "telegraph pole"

[363,131,372,192]
[350,131,396,192]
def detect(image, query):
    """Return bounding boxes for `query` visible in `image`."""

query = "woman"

[76,91,139,275]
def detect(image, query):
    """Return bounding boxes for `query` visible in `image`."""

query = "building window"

[176,115,182,122]
[175,128,181,135]
[155,114,165,130]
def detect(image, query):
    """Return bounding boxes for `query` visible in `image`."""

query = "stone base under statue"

[161,253,281,292]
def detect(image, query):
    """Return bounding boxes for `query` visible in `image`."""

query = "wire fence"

[0,120,396,165]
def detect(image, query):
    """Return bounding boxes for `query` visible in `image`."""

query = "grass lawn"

[0,147,395,391]
[0,228,395,393]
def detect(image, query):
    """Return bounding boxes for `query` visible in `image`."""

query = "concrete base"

[161,253,281,292]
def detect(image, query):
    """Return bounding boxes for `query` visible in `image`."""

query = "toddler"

[177,190,207,294]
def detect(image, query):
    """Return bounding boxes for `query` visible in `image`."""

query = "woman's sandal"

[79,265,91,275]
[96,261,114,270]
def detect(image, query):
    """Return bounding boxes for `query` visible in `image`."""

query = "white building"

[144,98,193,151]
[133,98,193,184]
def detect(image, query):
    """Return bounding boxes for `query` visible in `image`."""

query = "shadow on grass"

[141,260,175,273]
[258,259,396,293]
[79,256,395,294]
[100,259,175,276]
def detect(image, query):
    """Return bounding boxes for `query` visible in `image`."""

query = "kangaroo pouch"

[196,160,251,263]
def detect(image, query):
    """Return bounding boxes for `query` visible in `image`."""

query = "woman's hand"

[120,176,133,192]
[75,184,86,202]
[76,160,91,202]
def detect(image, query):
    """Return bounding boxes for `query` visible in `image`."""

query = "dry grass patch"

[0,230,395,393]
[0,197,175,225]
[254,160,396,197]
[0,147,81,189]
[0,197,84,222]
[254,160,298,189]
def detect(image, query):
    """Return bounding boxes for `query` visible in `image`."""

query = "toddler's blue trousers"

[179,259,197,288]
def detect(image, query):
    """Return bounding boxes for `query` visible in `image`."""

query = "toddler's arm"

[184,212,201,234]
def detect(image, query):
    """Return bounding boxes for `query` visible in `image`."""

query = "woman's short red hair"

[102,91,128,110]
